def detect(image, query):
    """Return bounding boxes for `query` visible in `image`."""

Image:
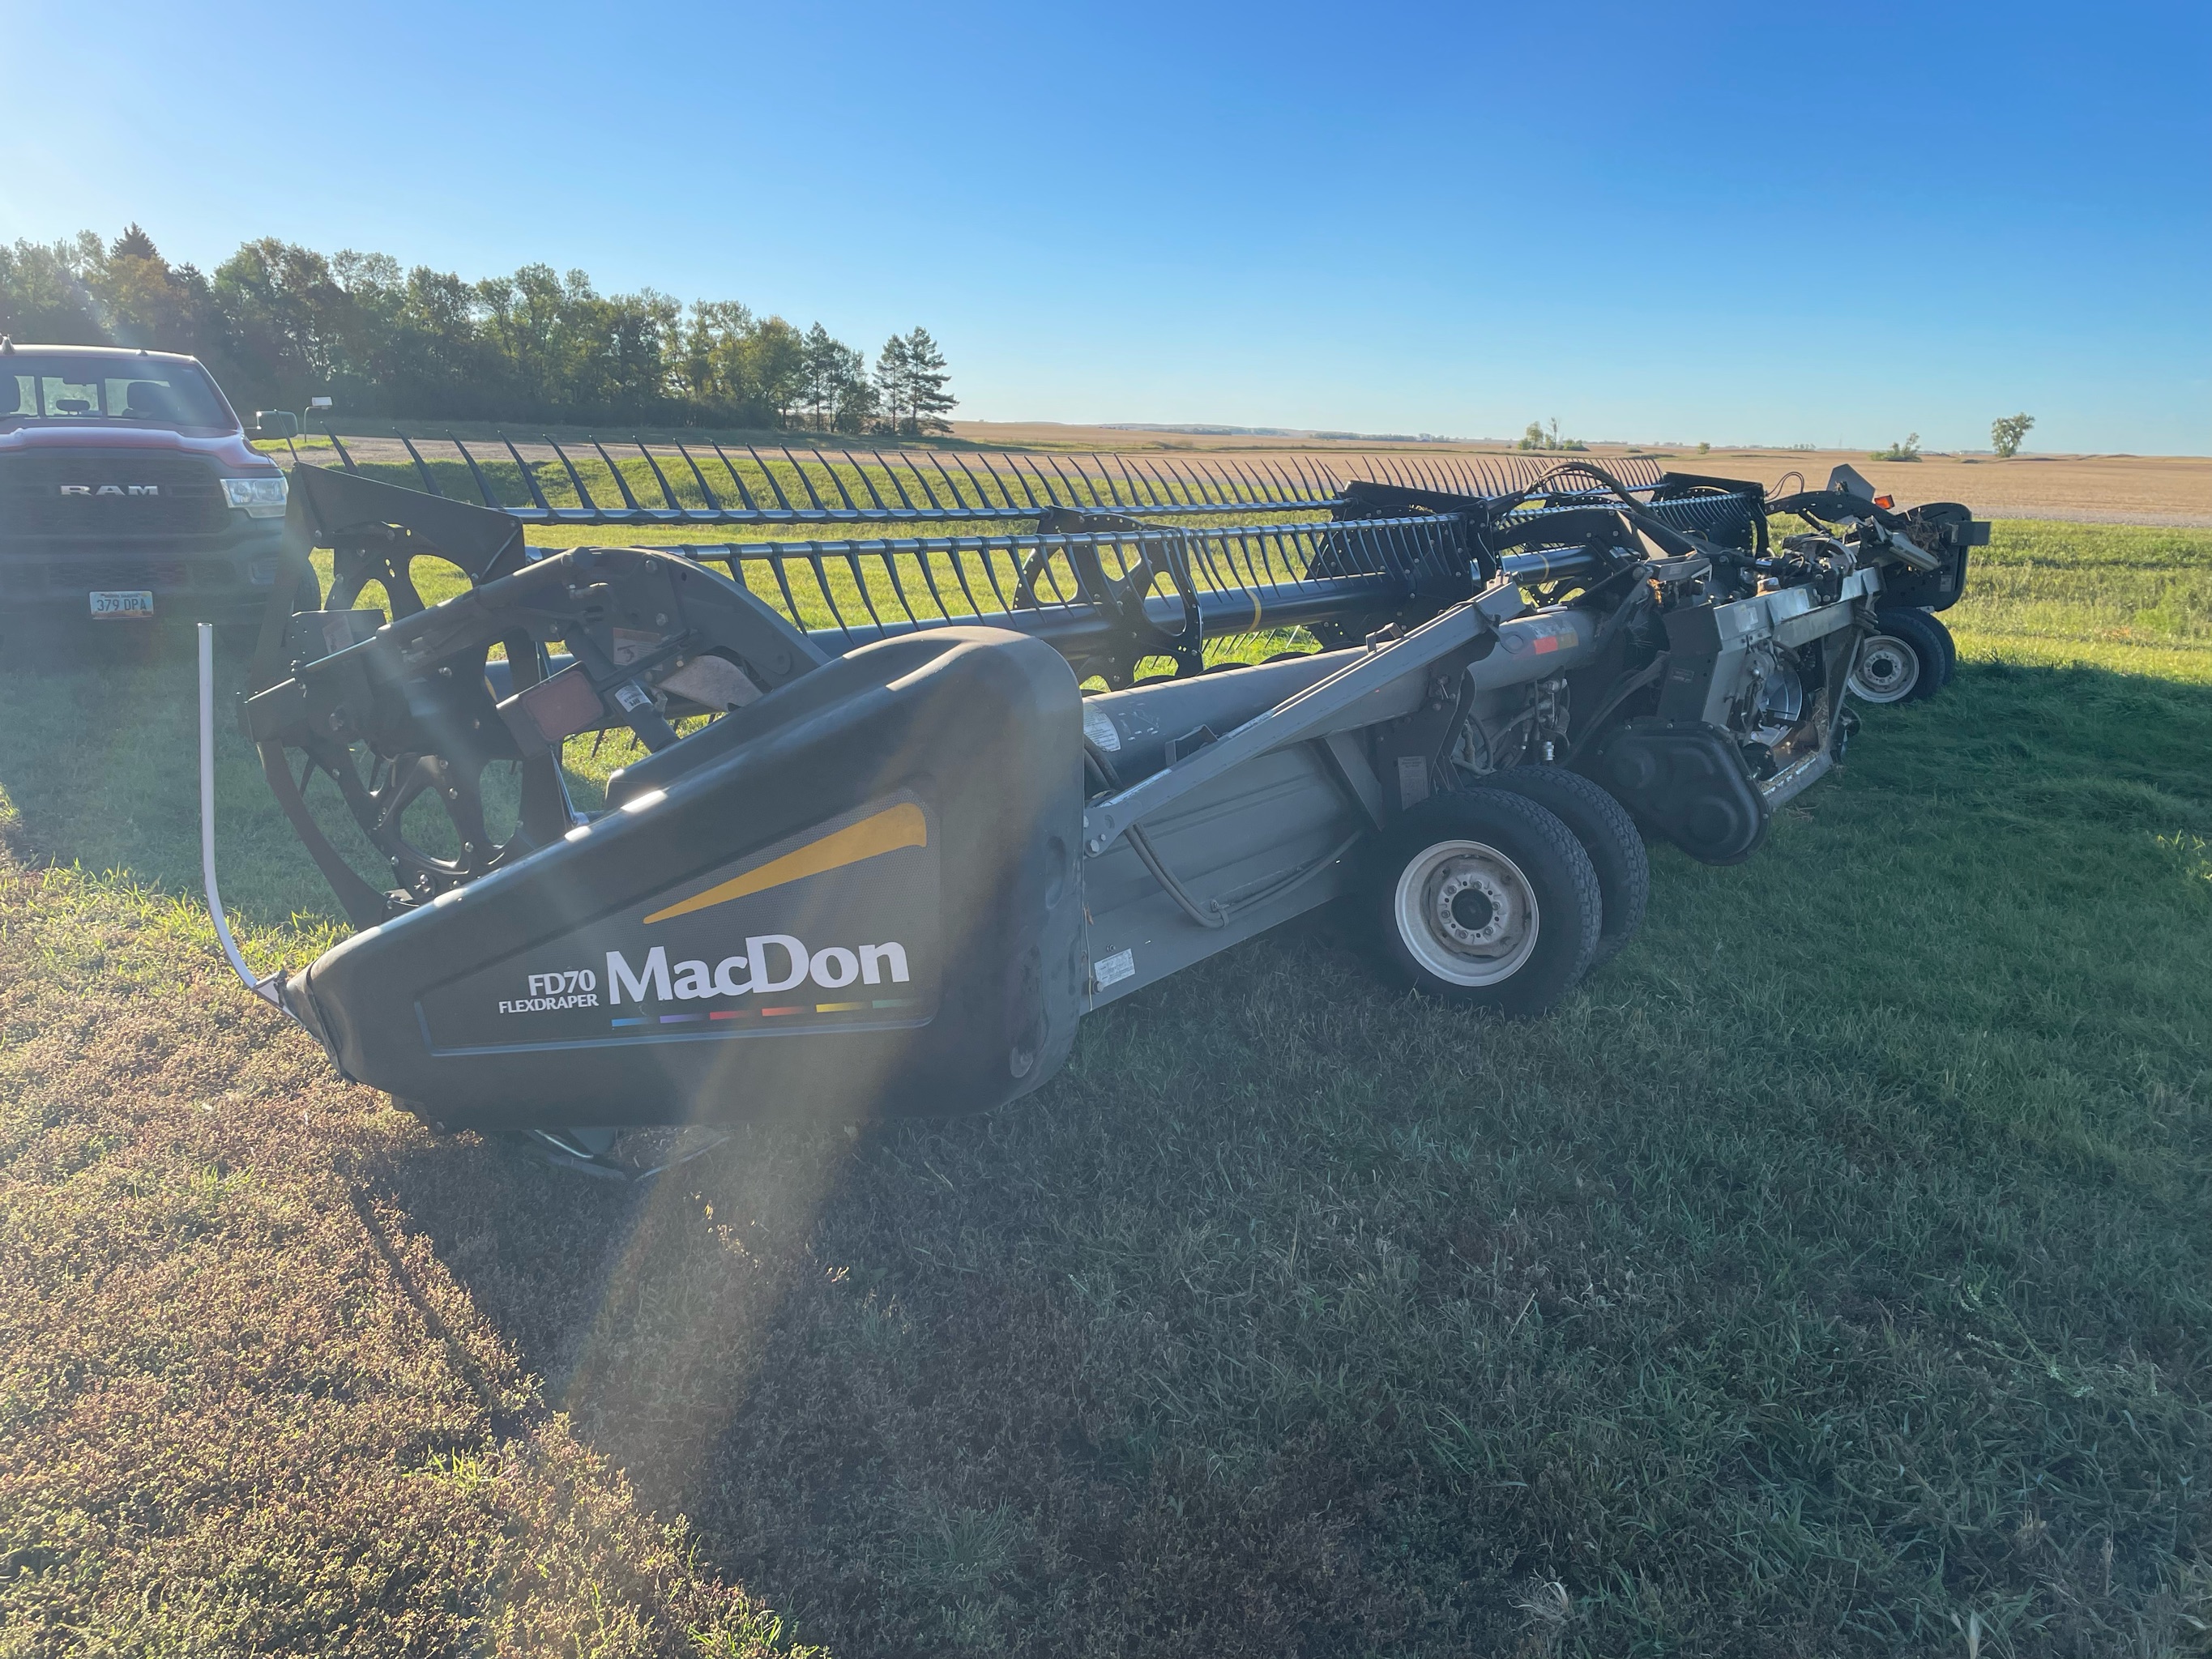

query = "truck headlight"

[222,475,289,518]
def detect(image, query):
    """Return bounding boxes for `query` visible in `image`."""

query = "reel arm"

[246,545,831,926]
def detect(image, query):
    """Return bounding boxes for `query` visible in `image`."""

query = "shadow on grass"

[4,636,2210,1657]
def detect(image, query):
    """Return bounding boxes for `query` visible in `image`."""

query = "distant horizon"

[966,420,2206,460]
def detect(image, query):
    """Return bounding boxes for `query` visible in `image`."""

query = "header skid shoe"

[280,626,1086,1130]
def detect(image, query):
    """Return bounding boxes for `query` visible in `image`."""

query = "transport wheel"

[1920,608,1958,685]
[1848,608,1947,704]
[1484,766,1649,968]
[1371,788,1601,1016]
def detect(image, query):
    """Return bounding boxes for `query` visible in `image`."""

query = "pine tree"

[874,334,912,434]
[902,326,956,434]
[111,224,159,262]
[801,322,842,430]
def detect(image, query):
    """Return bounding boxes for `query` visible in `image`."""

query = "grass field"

[0,521,2207,1655]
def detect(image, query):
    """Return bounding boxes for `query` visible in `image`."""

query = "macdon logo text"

[498,936,912,1016]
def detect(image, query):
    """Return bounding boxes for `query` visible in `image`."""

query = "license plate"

[88,590,156,619]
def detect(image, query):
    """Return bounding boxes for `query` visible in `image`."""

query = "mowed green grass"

[0,520,2207,1655]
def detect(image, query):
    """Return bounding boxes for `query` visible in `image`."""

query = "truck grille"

[0,450,231,539]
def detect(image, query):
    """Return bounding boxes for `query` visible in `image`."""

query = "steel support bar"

[1078,582,1547,855]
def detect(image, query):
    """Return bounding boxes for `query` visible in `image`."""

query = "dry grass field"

[299,420,2212,528]
[0,503,2207,1654]
[954,423,2212,527]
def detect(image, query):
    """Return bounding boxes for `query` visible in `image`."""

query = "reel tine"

[672,440,724,512]
[941,535,993,621]
[1075,454,1112,511]
[633,437,684,511]
[903,535,957,622]
[1008,454,1052,510]
[743,446,796,514]
[797,546,852,638]
[946,450,1000,513]
[873,540,925,628]
[975,531,1021,613]
[819,446,866,514]
[449,433,502,508]
[1038,450,1087,509]
[1026,453,1069,510]
[777,445,832,514]
[587,437,645,514]
[545,437,599,514]
[396,432,443,496]
[707,441,761,512]
[1106,451,1151,511]
[1095,454,1131,510]
[984,454,1028,511]
[1194,454,1242,508]
[847,447,895,513]
[838,542,890,629]
[886,450,932,514]
[920,450,971,518]
[754,541,809,632]
[501,433,554,512]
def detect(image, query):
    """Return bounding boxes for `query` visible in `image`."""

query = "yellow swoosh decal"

[643,802,927,924]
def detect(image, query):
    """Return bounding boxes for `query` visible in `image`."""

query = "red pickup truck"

[0,340,314,637]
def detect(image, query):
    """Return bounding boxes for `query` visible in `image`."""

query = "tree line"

[0,226,956,436]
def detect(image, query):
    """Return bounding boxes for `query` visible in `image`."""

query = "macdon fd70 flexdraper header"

[207,437,1982,1151]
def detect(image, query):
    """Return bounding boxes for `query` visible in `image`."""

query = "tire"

[1848,608,1947,704]
[1484,765,1650,969]
[1917,608,1957,685]
[1370,788,1601,1016]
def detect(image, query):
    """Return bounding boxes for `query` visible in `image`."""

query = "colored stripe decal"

[643,803,926,924]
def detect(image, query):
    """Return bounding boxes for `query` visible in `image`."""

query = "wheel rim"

[1848,633,1920,703]
[1393,838,1541,986]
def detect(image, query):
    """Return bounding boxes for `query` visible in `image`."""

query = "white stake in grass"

[199,621,282,1005]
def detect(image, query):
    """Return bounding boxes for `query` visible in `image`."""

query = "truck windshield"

[0,356,236,433]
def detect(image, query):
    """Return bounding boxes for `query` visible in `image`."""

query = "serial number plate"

[88,591,155,619]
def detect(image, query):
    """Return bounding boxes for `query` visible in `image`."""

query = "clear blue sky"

[5,1,2205,453]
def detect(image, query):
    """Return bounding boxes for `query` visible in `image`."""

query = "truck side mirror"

[255,410,301,440]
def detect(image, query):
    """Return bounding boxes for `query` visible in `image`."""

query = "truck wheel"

[1483,766,1649,968]
[1372,788,1600,1016]
[1849,608,1947,704]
